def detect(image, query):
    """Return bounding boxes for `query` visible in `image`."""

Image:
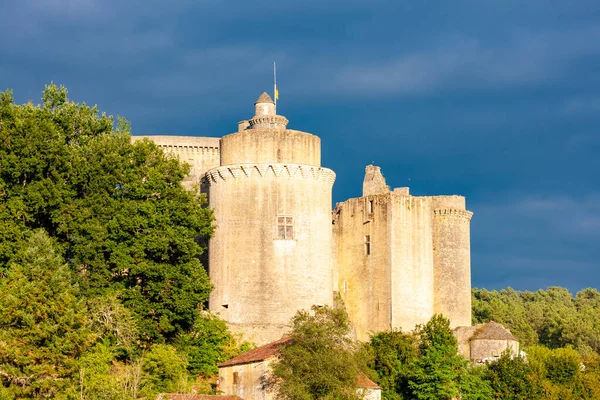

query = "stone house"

[217,337,381,400]
[454,321,519,363]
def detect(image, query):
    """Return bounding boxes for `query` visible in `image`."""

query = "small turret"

[254,92,276,116]
[248,92,289,130]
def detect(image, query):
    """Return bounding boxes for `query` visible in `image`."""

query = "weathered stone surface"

[130,135,220,190]
[137,95,477,346]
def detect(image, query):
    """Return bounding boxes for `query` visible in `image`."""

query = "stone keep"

[333,166,473,341]
[206,93,335,344]
[133,94,473,344]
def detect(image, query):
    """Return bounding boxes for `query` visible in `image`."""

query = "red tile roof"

[157,395,243,400]
[356,373,381,389]
[218,337,292,367]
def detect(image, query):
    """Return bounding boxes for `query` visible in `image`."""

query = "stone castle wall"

[206,94,335,344]
[390,194,435,331]
[134,94,474,346]
[333,195,393,340]
[333,166,472,339]
[207,163,335,344]
[131,135,220,190]
[431,196,473,328]
[220,128,320,166]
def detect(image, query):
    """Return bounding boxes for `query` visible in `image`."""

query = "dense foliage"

[0,85,247,398]
[3,84,600,399]
[271,299,371,400]
[472,287,600,355]
[370,315,491,400]
[369,290,600,400]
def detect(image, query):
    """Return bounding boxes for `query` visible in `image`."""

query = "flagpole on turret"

[273,61,278,106]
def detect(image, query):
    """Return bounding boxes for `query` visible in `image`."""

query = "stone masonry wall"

[333,195,392,341]
[390,194,435,331]
[131,135,221,190]
[207,163,335,345]
[431,195,473,328]
[220,129,320,166]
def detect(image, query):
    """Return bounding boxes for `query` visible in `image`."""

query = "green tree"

[407,315,491,400]
[77,343,129,400]
[369,330,418,399]
[472,286,600,355]
[0,84,214,343]
[139,344,189,398]
[484,352,541,399]
[271,300,369,400]
[0,231,96,398]
[174,311,253,377]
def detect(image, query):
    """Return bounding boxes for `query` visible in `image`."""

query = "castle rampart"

[131,135,220,189]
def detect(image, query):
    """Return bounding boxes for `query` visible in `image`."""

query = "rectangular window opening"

[365,235,371,255]
[368,200,374,214]
[233,371,239,385]
[343,281,348,293]
[277,215,294,239]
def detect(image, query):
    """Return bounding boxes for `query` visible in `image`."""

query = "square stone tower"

[333,166,472,340]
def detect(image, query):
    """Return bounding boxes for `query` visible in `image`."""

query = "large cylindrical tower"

[432,196,473,328]
[206,93,336,344]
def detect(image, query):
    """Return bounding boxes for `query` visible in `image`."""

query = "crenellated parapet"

[433,209,474,220]
[204,164,336,186]
[248,115,289,130]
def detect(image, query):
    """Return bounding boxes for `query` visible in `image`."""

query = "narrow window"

[277,216,294,239]
[365,235,371,255]
[343,281,348,293]
[233,372,239,385]
[368,200,374,214]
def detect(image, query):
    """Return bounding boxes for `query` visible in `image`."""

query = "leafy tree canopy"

[0,231,96,398]
[271,299,371,400]
[473,287,600,355]
[0,84,214,343]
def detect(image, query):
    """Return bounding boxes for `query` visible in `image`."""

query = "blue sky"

[1,0,598,293]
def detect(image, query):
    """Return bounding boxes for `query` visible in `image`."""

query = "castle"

[133,93,473,344]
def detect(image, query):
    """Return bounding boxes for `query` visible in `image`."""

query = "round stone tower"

[431,196,473,328]
[205,93,336,344]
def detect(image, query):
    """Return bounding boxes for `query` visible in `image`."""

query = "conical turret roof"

[255,92,274,104]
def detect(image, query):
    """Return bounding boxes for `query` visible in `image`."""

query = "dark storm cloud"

[1,0,598,292]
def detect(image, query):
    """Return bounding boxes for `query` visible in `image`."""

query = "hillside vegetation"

[0,85,249,399]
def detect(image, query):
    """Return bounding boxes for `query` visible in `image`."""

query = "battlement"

[248,115,289,130]
[433,209,474,220]
[204,164,336,186]
[131,135,220,150]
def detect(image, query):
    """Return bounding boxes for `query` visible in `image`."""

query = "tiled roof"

[255,92,274,104]
[218,337,292,367]
[356,373,381,389]
[472,321,518,341]
[157,395,243,400]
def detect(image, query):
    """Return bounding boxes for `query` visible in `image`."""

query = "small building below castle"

[454,321,520,363]
[217,337,381,400]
